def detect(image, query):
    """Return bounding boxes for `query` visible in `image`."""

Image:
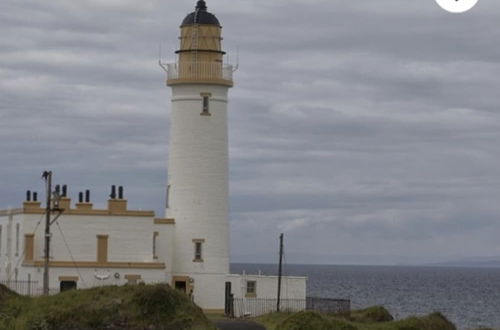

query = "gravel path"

[214,319,266,330]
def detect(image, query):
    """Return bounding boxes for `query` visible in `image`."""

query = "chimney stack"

[110,185,117,199]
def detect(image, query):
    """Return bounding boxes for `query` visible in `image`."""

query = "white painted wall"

[0,211,24,282]
[166,84,231,309]
[0,209,176,293]
[227,274,307,300]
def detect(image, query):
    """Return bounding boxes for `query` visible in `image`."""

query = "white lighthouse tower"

[164,0,234,310]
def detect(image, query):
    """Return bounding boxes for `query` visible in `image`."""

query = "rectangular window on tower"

[202,96,209,113]
[200,93,211,116]
[192,238,205,262]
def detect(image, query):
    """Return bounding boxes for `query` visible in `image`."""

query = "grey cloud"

[2,0,500,264]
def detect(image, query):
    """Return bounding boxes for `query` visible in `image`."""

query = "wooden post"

[277,233,284,312]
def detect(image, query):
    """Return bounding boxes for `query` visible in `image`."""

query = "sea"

[231,263,500,330]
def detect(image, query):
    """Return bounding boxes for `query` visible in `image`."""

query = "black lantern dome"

[181,0,220,26]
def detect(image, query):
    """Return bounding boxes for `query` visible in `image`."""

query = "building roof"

[181,0,220,27]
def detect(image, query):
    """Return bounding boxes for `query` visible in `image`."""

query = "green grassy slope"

[255,306,459,330]
[0,283,215,330]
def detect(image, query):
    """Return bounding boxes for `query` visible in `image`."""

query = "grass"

[0,283,215,330]
[255,306,459,330]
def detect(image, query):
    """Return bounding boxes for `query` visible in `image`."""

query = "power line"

[55,220,88,287]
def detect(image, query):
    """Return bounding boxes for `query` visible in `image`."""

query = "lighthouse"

[164,0,233,310]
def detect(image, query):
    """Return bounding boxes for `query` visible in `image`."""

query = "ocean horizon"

[231,263,500,330]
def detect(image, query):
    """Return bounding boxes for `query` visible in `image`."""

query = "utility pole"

[42,171,52,296]
[41,171,63,296]
[277,233,284,312]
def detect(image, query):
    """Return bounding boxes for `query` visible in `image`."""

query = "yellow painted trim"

[154,218,175,225]
[192,238,206,243]
[75,202,93,210]
[24,234,34,262]
[125,274,141,280]
[59,197,71,210]
[23,260,166,269]
[97,235,108,263]
[108,199,127,212]
[167,78,233,87]
[245,293,257,298]
[0,208,23,216]
[23,208,155,217]
[23,202,42,212]
[172,276,194,294]
[200,92,213,97]
[200,112,212,116]
[59,276,79,282]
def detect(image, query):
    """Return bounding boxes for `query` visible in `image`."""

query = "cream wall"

[0,210,24,282]
[0,207,175,292]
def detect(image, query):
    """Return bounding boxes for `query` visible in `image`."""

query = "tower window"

[192,238,205,262]
[195,242,202,260]
[202,96,209,113]
[200,93,212,116]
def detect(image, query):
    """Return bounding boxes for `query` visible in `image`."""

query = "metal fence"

[233,298,306,317]
[307,297,351,315]
[166,62,233,82]
[231,297,350,317]
[0,280,39,296]
[0,280,58,296]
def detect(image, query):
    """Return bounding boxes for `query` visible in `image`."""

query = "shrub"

[276,311,357,330]
[350,306,394,323]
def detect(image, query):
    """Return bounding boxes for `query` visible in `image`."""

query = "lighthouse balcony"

[166,62,233,87]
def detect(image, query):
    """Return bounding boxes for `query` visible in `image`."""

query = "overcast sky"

[1,0,500,265]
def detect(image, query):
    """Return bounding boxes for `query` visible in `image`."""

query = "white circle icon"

[435,0,479,13]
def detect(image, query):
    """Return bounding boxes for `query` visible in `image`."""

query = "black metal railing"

[233,298,306,317]
[231,297,350,317]
[0,280,39,296]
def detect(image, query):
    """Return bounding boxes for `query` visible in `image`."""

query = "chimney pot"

[110,185,116,199]
[26,190,31,202]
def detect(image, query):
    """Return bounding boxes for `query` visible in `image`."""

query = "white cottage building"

[0,0,306,314]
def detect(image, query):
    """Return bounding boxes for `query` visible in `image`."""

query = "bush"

[0,284,215,330]
[394,312,456,330]
[276,311,357,330]
[350,306,394,323]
